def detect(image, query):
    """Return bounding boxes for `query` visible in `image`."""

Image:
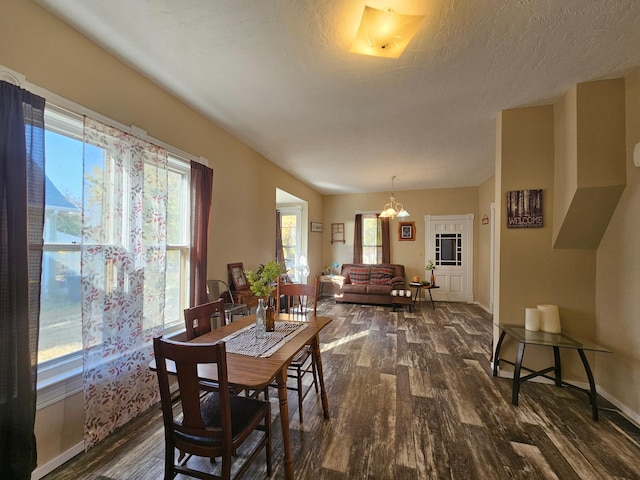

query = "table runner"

[221,321,309,357]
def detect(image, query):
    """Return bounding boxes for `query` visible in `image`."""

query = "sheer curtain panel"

[189,161,213,307]
[81,117,168,449]
[0,81,45,479]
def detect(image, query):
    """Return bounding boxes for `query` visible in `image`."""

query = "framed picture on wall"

[507,189,543,228]
[398,221,415,241]
[310,222,323,232]
[227,262,249,291]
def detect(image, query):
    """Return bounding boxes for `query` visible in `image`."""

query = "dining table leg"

[276,367,294,480]
[310,334,330,419]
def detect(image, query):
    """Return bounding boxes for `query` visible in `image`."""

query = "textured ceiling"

[37,0,640,195]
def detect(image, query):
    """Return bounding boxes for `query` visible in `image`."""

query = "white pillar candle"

[537,304,561,333]
[525,307,540,331]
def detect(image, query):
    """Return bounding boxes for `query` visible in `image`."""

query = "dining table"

[152,312,332,480]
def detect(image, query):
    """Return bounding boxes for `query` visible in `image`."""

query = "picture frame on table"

[227,262,249,291]
[398,221,415,241]
[310,222,323,232]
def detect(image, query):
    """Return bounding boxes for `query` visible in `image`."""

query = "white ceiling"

[37,0,640,195]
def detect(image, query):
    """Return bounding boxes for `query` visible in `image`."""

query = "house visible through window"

[38,105,191,367]
[362,213,382,264]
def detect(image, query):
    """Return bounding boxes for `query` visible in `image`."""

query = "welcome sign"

[507,189,543,228]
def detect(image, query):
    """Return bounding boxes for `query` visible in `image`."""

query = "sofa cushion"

[370,265,395,285]
[343,284,367,294]
[366,284,393,295]
[349,265,371,285]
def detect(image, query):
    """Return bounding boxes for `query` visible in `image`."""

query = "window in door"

[435,232,462,266]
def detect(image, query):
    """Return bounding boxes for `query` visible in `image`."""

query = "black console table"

[493,324,611,420]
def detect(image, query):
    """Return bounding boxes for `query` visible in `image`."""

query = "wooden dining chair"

[153,337,272,480]
[275,276,320,423]
[184,299,225,340]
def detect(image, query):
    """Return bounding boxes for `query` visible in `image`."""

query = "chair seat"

[176,392,268,447]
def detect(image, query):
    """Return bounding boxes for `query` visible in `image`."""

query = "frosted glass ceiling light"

[350,6,425,59]
[380,176,410,219]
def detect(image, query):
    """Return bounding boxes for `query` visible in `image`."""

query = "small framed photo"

[310,222,323,233]
[398,221,415,241]
[227,262,249,291]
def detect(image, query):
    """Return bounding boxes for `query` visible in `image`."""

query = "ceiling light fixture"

[380,176,410,219]
[350,6,425,59]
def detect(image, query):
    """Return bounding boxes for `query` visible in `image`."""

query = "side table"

[410,282,440,310]
[493,323,611,420]
[318,275,335,298]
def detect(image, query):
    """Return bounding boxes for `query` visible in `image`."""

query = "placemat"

[221,321,309,357]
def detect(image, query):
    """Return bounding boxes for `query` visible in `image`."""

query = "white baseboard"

[597,387,640,428]
[31,441,84,480]
[474,301,492,313]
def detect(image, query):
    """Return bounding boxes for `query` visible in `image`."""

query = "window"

[38,105,191,368]
[279,206,303,281]
[362,214,382,264]
[436,232,462,266]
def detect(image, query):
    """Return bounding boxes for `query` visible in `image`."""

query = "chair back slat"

[183,298,224,340]
[276,276,319,316]
[152,337,232,447]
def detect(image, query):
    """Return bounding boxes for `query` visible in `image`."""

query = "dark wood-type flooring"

[43,300,640,479]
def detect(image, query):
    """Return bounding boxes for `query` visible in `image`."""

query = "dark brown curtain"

[0,81,45,479]
[380,216,390,263]
[275,210,284,264]
[353,213,362,263]
[189,161,213,306]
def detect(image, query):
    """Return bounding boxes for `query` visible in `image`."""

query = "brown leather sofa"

[331,263,406,306]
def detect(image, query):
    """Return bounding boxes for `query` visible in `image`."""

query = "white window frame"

[361,213,382,264]
[29,79,198,409]
[279,206,304,282]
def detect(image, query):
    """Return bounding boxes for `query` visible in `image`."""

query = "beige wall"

[496,77,640,424]
[322,187,480,297]
[1,0,322,473]
[596,69,640,417]
[496,105,597,379]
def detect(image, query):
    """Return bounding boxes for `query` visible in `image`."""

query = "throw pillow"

[370,265,395,285]
[350,265,371,285]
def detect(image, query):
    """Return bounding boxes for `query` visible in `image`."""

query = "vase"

[524,307,540,331]
[255,298,266,339]
[431,269,436,286]
[266,298,275,332]
[537,304,561,333]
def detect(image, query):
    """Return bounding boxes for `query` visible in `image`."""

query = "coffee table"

[391,292,413,312]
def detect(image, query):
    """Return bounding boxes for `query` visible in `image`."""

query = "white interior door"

[424,214,474,303]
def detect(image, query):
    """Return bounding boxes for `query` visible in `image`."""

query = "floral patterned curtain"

[81,117,168,449]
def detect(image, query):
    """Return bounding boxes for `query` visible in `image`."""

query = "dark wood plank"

[42,300,640,480]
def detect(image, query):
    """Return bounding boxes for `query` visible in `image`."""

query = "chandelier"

[379,176,410,219]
